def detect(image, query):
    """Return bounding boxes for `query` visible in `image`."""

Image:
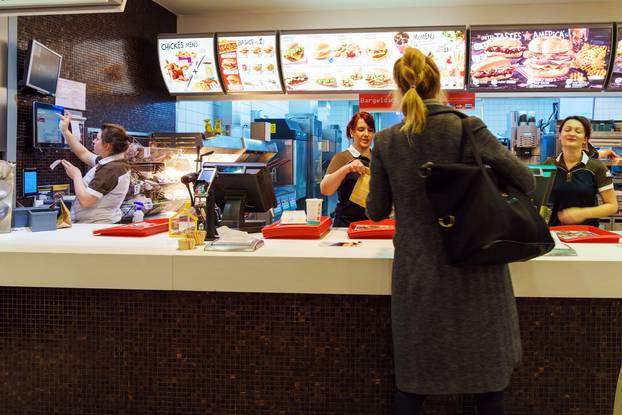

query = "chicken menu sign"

[607,25,622,90]
[469,24,613,91]
[279,28,466,93]
[158,34,223,94]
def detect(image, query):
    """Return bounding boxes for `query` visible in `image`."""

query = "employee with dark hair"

[320,111,376,227]
[544,115,618,226]
[58,112,131,223]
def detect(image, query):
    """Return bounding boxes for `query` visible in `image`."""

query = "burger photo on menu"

[285,72,309,88]
[315,73,337,88]
[366,40,388,60]
[471,56,516,83]
[523,37,574,78]
[365,68,392,88]
[616,40,622,69]
[485,37,524,58]
[313,42,332,60]
[283,42,305,62]
[221,58,237,72]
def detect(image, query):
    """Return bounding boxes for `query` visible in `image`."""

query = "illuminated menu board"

[469,24,613,91]
[606,24,622,90]
[279,28,466,93]
[217,33,283,93]
[157,34,223,95]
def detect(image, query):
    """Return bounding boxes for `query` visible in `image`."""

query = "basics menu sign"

[158,34,223,95]
[607,24,622,90]
[469,24,613,91]
[217,33,283,93]
[280,28,466,93]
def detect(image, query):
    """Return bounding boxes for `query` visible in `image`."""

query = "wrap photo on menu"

[607,27,622,90]
[280,28,466,92]
[469,25,613,91]
[158,35,223,94]
[217,34,283,93]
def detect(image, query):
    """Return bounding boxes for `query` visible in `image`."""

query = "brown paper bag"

[349,173,371,208]
[50,196,72,229]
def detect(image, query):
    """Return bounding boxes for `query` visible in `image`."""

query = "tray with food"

[347,219,395,239]
[549,225,621,243]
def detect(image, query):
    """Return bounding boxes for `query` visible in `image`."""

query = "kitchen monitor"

[469,24,614,91]
[32,102,65,149]
[216,32,284,93]
[157,33,224,95]
[22,39,62,96]
[606,23,622,90]
[279,27,467,93]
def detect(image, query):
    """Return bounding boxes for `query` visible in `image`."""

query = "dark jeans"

[393,389,506,415]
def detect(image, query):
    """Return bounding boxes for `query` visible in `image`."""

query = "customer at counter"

[544,116,618,227]
[367,47,534,415]
[320,111,375,227]
[58,112,131,224]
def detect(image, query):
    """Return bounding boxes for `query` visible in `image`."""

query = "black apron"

[333,155,370,227]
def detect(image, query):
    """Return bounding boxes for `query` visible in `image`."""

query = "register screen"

[35,105,63,145]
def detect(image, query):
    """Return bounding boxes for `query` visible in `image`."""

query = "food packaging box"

[251,122,272,141]
[28,210,57,232]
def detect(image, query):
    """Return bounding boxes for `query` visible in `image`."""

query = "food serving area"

[1,225,622,414]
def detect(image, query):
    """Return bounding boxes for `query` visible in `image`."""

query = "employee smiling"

[545,115,618,226]
[320,111,376,227]
[58,112,131,224]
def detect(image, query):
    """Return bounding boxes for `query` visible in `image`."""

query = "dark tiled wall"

[15,0,176,201]
[0,289,620,415]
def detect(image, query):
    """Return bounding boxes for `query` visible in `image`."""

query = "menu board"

[469,24,613,91]
[606,24,622,90]
[279,28,466,93]
[158,34,223,95]
[217,33,283,93]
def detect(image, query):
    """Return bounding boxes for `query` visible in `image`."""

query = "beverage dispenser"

[508,111,541,164]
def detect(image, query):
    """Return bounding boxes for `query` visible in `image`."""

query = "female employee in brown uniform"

[320,111,376,227]
[545,116,618,226]
[58,112,131,224]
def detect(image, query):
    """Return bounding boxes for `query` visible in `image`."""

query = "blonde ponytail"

[393,48,441,141]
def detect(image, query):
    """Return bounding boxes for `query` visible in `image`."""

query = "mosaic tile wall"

[0,289,620,415]
[15,0,176,202]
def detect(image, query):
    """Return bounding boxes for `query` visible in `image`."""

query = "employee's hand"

[557,208,586,225]
[344,159,369,175]
[57,112,72,133]
[60,159,82,181]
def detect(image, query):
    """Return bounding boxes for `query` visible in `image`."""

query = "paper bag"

[50,196,72,229]
[349,173,370,208]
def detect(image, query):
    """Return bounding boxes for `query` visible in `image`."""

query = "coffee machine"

[508,111,541,164]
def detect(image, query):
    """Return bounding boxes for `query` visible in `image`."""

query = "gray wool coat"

[366,102,535,395]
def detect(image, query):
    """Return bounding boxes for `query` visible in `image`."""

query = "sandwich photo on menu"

[523,37,574,78]
[471,56,516,83]
[284,42,305,62]
[285,72,309,88]
[485,37,524,58]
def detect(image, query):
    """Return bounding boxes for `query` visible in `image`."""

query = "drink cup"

[305,198,323,224]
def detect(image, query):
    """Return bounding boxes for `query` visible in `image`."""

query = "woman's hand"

[60,159,82,181]
[557,208,586,225]
[344,159,369,175]
[57,112,72,133]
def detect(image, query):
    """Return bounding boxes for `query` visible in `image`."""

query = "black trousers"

[393,389,506,415]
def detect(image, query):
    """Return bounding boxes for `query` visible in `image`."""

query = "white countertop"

[1,224,621,297]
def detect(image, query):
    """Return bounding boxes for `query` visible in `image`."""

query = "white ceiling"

[153,0,609,15]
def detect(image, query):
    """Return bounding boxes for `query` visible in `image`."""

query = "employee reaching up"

[320,111,376,227]
[58,112,131,223]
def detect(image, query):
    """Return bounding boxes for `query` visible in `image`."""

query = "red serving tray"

[550,225,621,243]
[93,218,169,237]
[262,216,332,239]
[347,219,395,239]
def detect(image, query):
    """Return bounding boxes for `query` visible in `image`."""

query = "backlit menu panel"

[606,24,622,90]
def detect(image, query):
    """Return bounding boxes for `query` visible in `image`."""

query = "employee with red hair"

[320,111,376,227]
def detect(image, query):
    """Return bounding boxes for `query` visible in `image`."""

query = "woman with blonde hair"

[366,48,534,414]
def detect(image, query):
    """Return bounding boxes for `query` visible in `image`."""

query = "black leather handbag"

[419,116,554,266]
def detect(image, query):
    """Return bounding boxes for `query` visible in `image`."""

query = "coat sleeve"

[468,116,535,194]
[366,134,392,221]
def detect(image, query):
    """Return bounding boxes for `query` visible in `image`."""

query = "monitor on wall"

[23,39,63,96]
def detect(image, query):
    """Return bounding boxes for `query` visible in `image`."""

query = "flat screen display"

[33,102,65,148]
[606,24,622,90]
[279,28,466,93]
[25,40,62,96]
[157,34,223,94]
[23,169,38,197]
[469,24,613,91]
[217,33,283,93]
